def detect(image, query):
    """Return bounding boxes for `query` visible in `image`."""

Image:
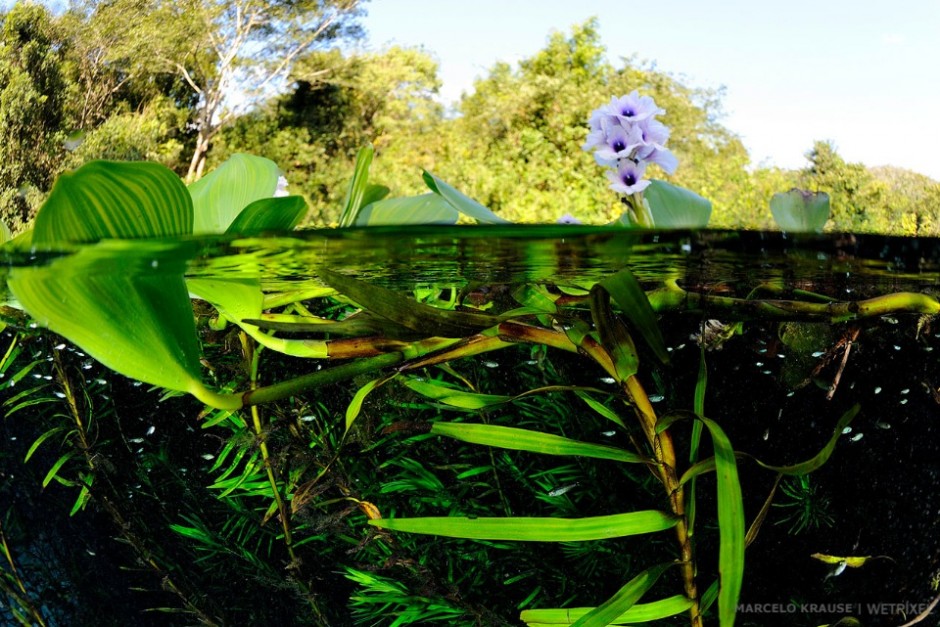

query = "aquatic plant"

[2,97,937,625]
[773,475,835,535]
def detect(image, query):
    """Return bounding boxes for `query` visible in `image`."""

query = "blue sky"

[361,0,940,179]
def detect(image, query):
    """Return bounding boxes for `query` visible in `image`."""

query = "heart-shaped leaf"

[32,161,193,244]
[189,154,281,234]
[770,189,830,232]
[642,179,712,228]
[225,196,308,234]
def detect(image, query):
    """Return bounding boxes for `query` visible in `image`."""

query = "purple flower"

[605,91,663,124]
[606,159,650,194]
[592,122,644,165]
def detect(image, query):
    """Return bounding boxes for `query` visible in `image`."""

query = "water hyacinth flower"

[583,91,678,225]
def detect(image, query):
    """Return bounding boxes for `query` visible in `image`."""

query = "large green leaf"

[0,220,10,244]
[370,510,678,541]
[7,241,236,408]
[189,154,280,234]
[355,193,458,226]
[422,171,511,224]
[770,189,830,232]
[641,179,712,228]
[32,161,193,244]
[225,196,308,234]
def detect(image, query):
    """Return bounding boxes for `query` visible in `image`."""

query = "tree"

[137,0,366,181]
[0,2,68,231]
[798,141,888,231]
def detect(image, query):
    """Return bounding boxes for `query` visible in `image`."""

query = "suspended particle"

[675,343,686,350]
[763,429,770,441]
[762,370,772,375]
[894,345,902,351]
[786,391,795,397]
[95,379,107,386]
[758,348,768,354]
[755,362,764,367]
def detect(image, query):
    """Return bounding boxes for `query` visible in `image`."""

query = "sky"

[360,0,940,180]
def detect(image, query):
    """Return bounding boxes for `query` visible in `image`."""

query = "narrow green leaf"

[403,378,512,409]
[189,154,281,234]
[33,161,193,244]
[643,179,712,228]
[369,510,678,541]
[25,426,70,463]
[431,422,648,463]
[70,474,93,516]
[319,269,501,337]
[770,189,830,232]
[756,403,860,475]
[574,391,625,429]
[520,594,692,625]
[570,562,674,627]
[699,416,744,627]
[355,193,458,226]
[590,284,639,381]
[598,269,669,364]
[43,451,78,488]
[346,373,398,433]
[339,145,375,227]
[225,196,308,234]
[422,171,511,224]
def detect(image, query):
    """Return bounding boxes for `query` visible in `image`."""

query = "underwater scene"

[4,220,940,627]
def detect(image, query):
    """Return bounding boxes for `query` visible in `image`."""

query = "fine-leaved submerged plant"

[1,93,936,626]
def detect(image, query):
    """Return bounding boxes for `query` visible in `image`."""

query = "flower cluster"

[582,91,678,195]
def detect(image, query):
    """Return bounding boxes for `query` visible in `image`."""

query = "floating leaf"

[225,196,308,234]
[33,161,193,244]
[422,171,510,224]
[370,510,678,541]
[770,189,830,232]
[642,179,712,228]
[431,422,648,463]
[189,154,280,234]
[355,193,458,226]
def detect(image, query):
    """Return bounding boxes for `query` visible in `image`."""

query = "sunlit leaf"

[190,153,280,234]
[422,171,511,224]
[770,189,830,232]
[642,179,712,228]
[370,510,678,541]
[0,220,10,244]
[355,193,459,226]
[338,145,375,227]
[570,562,674,627]
[431,422,648,463]
[225,196,308,234]
[33,161,193,244]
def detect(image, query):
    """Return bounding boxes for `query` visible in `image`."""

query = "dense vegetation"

[0,2,937,233]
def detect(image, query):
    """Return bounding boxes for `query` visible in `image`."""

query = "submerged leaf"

[370,510,678,541]
[597,268,669,364]
[570,562,674,627]
[520,594,693,625]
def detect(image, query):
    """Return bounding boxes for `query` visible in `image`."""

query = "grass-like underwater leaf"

[431,422,648,464]
[369,510,678,541]
[598,269,669,364]
[520,593,693,625]
[569,562,674,627]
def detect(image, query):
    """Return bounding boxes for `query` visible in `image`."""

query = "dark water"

[3,226,940,626]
